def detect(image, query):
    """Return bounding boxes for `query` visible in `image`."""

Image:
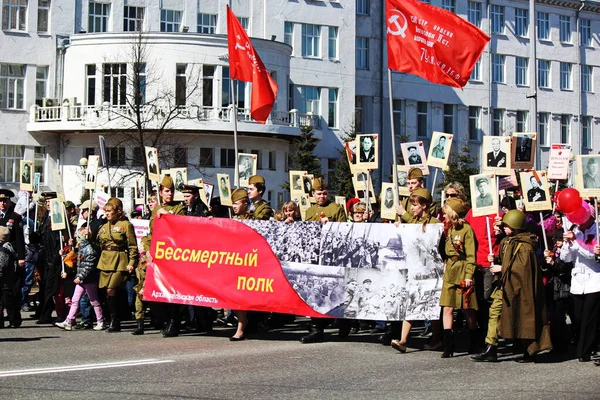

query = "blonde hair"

[443,182,467,201]
[282,201,299,217]
[442,203,465,228]
[352,202,367,214]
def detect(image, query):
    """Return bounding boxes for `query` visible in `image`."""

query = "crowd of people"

[0,167,599,366]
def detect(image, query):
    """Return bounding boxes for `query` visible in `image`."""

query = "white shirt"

[560,224,600,295]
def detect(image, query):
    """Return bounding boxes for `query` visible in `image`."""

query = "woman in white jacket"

[560,212,600,362]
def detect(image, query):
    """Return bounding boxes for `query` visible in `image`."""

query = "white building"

[0,0,598,211]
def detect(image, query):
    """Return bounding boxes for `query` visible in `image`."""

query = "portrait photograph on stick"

[547,143,571,181]
[469,173,498,217]
[345,139,360,174]
[427,132,453,169]
[85,155,99,190]
[236,153,257,187]
[356,134,379,170]
[380,182,398,221]
[135,176,145,205]
[511,132,536,169]
[482,136,512,175]
[49,198,66,231]
[217,173,233,206]
[400,141,429,176]
[170,167,188,201]
[145,146,160,182]
[352,173,376,204]
[519,170,551,212]
[335,196,347,218]
[20,160,33,192]
[577,155,600,197]
[396,166,410,197]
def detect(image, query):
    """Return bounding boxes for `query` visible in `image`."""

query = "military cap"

[80,200,98,210]
[362,279,372,284]
[407,167,423,180]
[105,197,123,210]
[408,145,417,151]
[41,191,57,199]
[445,197,468,218]
[411,188,432,203]
[0,226,9,242]
[0,189,15,199]
[476,177,489,187]
[160,175,174,190]
[64,201,75,209]
[248,175,265,185]
[588,158,598,166]
[312,177,327,191]
[231,188,248,203]
[179,184,199,194]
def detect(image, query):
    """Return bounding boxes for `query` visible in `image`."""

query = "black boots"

[301,324,324,344]
[131,319,144,335]
[469,328,481,354]
[162,319,180,337]
[106,296,121,333]
[441,329,454,358]
[471,344,498,362]
[338,319,351,339]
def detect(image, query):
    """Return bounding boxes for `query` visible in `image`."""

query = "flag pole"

[387,69,399,195]
[231,79,239,188]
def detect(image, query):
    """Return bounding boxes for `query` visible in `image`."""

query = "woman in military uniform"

[439,198,478,358]
[97,197,138,332]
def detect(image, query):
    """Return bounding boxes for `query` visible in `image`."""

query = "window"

[220,148,235,168]
[110,187,124,198]
[560,115,570,143]
[516,110,528,132]
[301,24,321,58]
[537,12,549,40]
[328,88,338,128]
[582,65,593,93]
[102,63,127,105]
[559,15,571,43]
[197,13,216,34]
[132,147,143,167]
[124,6,144,32]
[417,101,428,137]
[356,0,369,15]
[469,106,481,141]
[443,104,454,134]
[560,62,572,90]
[538,59,550,89]
[251,150,262,170]
[491,54,505,83]
[199,148,214,167]
[86,64,96,106]
[393,99,404,137]
[538,112,549,146]
[174,147,187,167]
[34,146,45,183]
[221,67,246,109]
[35,66,48,106]
[284,22,293,47]
[107,147,125,166]
[470,58,481,81]
[85,147,95,159]
[467,2,481,28]
[202,65,214,107]
[38,0,50,32]
[492,108,504,136]
[160,9,181,32]
[133,62,146,105]
[268,151,276,170]
[355,96,363,133]
[356,37,369,69]
[0,145,23,182]
[0,64,25,110]
[515,57,528,86]
[515,8,528,37]
[175,64,187,106]
[580,19,592,47]
[441,0,455,13]
[237,17,248,31]
[328,27,338,59]
[2,0,27,31]
[299,86,320,115]
[582,116,592,149]
[89,1,110,33]
[490,5,505,34]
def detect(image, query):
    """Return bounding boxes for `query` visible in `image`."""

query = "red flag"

[227,6,278,124]
[386,0,489,88]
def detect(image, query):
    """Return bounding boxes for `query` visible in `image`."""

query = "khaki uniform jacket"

[443,223,477,285]
[305,201,346,222]
[251,199,274,221]
[97,219,138,272]
[400,197,437,223]
[142,202,186,252]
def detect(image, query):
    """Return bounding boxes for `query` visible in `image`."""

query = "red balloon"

[566,201,592,225]
[557,188,582,214]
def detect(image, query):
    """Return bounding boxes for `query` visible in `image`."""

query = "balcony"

[27,103,320,138]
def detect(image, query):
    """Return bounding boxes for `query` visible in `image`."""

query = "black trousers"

[40,266,61,321]
[549,297,574,353]
[572,292,600,358]
[0,270,21,326]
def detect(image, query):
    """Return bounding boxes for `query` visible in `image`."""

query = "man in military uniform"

[475,177,494,208]
[0,189,24,328]
[231,188,251,219]
[302,178,347,344]
[247,175,274,220]
[396,168,435,223]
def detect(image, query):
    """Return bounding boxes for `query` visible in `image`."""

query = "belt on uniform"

[103,246,125,252]
[449,255,466,262]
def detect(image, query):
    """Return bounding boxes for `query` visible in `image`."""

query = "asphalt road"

[1,317,599,400]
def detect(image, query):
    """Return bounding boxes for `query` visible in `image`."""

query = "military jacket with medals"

[96,219,138,272]
[305,201,346,222]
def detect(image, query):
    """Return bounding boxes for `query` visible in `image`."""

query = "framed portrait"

[352,173,376,204]
[135,176,145,205]
[511,132,537,170]
[32,172,41,201]
[190,178,209,207]
[334,196,347,218]
[400,141,429,176]
[49,199,66,231]
[396,165,410,197]
[345,139,361,174]
[54,169,65,202]
[217,173,233,206]
[427,132,453,169]
[289,170,308,199]
[482,136,512,176]
[380,182,398,221]
[144,146,160,183]
[236,153,257,187]
[20,160,33,191]
[469,173,498,217]
[519,171,551,211]
[547,144,571,181]
[356,134,379,170]
[203,182,215,204]
[170,167,187,201]
[577,155,600,197]
[85,155,99,190]
[292,194,310,221]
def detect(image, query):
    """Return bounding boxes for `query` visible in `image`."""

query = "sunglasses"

[445,193,458,198]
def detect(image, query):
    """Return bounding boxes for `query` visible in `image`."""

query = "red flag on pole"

[386,0,490,88]
[227,6,278,124]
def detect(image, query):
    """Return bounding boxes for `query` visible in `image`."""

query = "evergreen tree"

[280,126,321,191]
[330,126,357,199]
[437,142,479,203]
